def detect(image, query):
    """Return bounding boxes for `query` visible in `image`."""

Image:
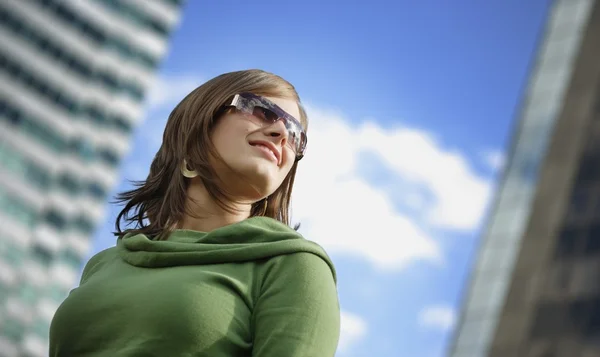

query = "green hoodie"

[49,217,340,356]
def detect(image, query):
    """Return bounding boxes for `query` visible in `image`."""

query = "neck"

[178,181,252,232]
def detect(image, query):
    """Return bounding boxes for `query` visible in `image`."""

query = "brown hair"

[113,69,308,240]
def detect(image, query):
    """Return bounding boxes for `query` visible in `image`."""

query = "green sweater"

[49,217,340,356]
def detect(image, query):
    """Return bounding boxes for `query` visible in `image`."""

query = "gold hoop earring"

[181,159,198,179]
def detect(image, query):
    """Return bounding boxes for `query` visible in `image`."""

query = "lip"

[249,140,281,165]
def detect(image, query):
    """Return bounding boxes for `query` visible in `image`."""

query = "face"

[209,96,302,202]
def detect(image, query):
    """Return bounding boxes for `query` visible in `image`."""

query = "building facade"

[0,0,183,355]
[449,0,600,356]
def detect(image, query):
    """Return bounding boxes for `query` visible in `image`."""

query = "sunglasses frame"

[228,92,307,161]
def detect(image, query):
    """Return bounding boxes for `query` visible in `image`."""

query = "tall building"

[0,0,183,355]
[449,0,600,356]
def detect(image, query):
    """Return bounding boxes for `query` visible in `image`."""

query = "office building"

[449,0,600,356]
[0,0,183,355]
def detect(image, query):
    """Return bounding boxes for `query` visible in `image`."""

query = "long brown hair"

[113,69,308,240]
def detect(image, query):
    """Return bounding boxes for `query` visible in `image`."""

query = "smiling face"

[210,96,302,202]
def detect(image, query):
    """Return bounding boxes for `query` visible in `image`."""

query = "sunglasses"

[227,92,307,161]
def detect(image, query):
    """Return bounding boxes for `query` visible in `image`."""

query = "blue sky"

[91,1,551,356]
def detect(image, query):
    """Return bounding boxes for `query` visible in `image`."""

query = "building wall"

[449,0,598,356]
[0,0,183,355]
[490,2,600,355]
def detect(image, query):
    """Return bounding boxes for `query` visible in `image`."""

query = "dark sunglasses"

[227,92,307,161]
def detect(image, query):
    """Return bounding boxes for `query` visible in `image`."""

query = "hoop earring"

[181,159,198,179]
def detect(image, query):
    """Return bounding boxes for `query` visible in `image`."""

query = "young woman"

[49,70,340,356]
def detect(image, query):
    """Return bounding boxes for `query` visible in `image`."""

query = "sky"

[91,1,551,356]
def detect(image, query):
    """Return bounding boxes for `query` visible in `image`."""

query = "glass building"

[0,0,184,355]
[449,0,600,356]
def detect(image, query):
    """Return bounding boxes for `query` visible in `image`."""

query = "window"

[3,1,151,98]
[554,226,586,259]
[88,182,107,199]
[567,185,594,218]
[575,152,600,184]
[583,222,600,255]
[57,173,81,194]
[45,209,68,230]
[113,115,133,133]
[584,298,600,337]
[98,148,119,167]
[32,245,53,266]
[92,0,170,36]
[68,139,96,163]
[73,215,95,234]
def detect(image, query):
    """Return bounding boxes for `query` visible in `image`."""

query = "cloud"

[481,149,506,172]
[356,122,492,231]
[338,311,368,353]
[293,104,492,271]
[418,305,456,332]
[144,73,204,111]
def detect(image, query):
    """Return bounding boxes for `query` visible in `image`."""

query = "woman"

[49,70,340,356]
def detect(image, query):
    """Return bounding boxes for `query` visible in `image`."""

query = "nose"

[264,119,288,146]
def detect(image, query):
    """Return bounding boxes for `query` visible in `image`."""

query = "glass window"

[69,139,96,162]
[583,222,600,255]
[45,209,68,230]
[554,226,586,259]
[586,303,600,338]
[113,115,133,133]
[57,172,81,194]
[88,182,107,199]
[98,148,119,167]
[85,104,108,126]
[32,245,53,266]
[73,215,95,234]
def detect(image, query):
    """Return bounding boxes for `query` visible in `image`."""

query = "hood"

[116,217,336,282]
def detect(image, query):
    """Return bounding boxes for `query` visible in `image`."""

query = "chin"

[235,165,280,198]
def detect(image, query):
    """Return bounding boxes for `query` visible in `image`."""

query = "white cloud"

[482,149,505,172]
[418,305,456,332]
[356,122,492,231]
[145,73,204,111]
[293,104,492,271]
[338,310,368,353]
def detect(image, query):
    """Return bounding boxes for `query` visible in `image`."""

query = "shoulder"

[260,249,337,287]
[80,247,118,284]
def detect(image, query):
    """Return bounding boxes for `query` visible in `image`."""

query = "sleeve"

[78,249,110,285]
[251,252,341,357]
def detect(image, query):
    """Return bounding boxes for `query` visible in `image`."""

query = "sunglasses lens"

[252,106,279,123]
